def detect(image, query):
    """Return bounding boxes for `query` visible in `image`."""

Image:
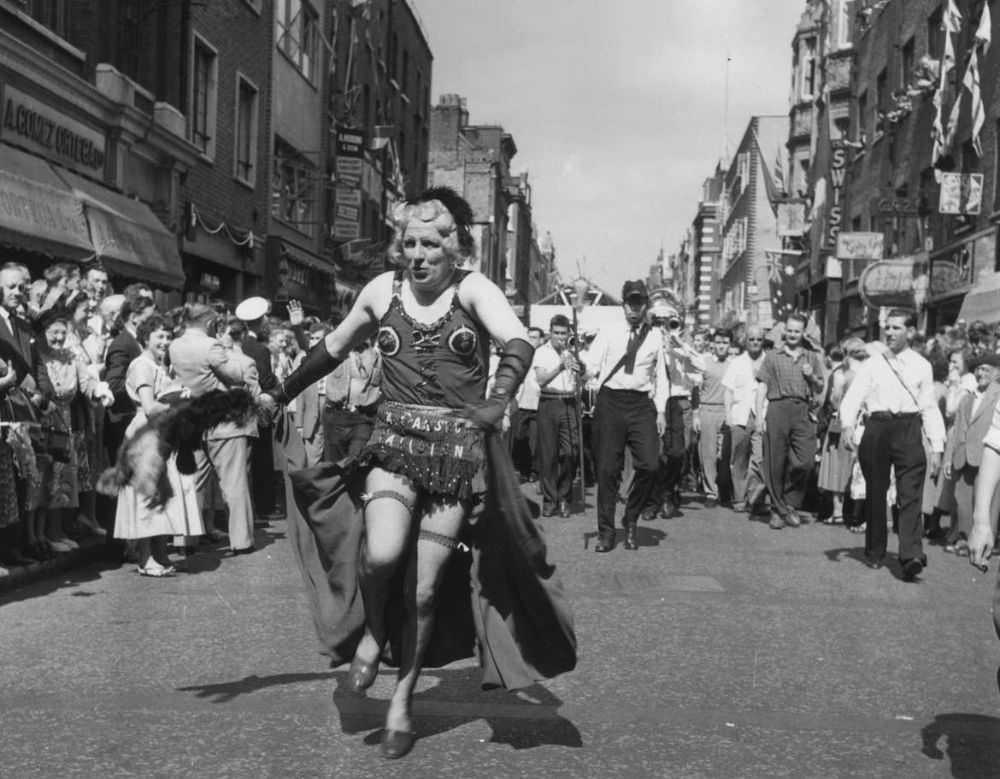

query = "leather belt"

[325,400,378,414]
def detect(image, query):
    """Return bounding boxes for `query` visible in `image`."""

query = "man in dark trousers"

[841,309,945,579]
[584,280,667,552]
[234,297,280,518]
[534,314,581,517]
[755,313,825,530]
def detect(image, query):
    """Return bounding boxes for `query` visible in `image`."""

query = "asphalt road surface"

[3,488,999,779]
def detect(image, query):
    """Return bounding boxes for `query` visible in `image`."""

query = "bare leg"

[385,495,466,735]
[353,468,417,670]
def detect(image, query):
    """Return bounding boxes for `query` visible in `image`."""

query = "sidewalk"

[0,536,112,596]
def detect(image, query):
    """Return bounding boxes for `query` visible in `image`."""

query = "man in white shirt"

[840,309,945,580]
[512,326,543,481]
[722,325,767,514]
[585,281,668,551]
[534,315,581,517]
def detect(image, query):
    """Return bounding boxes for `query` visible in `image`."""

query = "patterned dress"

[38,350,95,510]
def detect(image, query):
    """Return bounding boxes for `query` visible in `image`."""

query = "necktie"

[624,324,645,375]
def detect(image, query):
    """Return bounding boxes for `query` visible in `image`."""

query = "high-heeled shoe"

[380,729,416,759]
[344,655,380,694]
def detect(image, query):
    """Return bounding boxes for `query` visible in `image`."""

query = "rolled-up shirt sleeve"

[918,360,946,453]
[839,359,871,427]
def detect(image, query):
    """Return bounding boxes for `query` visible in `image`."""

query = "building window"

[276,0,319,82]
[901,36,915,89]
[801,36,817,100]
[189,35,219,158]
[927,6,944,59]
[21,0,69,37]
[234,74,259,185]
[856,90,868,144]
[272,139,317,237]
[875,69,887,137]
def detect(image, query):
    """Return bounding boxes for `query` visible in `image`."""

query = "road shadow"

[177,671,336,703]
[823,546,926,582]
[920,713,1000,778]
[333,666,582,751]
[582,525,667,550]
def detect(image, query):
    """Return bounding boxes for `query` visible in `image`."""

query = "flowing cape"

[278,419,577,690]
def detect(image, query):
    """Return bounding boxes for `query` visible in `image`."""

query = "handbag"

[43,409,72,464]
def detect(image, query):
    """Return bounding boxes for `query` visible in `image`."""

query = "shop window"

[272,139,317,237]
[276,0,319,82]
[234,74,259,185]
[189,34,219,159]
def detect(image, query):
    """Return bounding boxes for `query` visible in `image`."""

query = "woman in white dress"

[113,314,203,577]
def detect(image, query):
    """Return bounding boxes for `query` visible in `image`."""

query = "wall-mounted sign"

[836,232,884,260]
[939,172,984,215]
[1,85,106,174]
[777,201,807,237]
[824,146,848,249]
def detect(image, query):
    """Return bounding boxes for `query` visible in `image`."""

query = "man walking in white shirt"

[585,281,668,551]
[840,309,945,580]
[723,325,767,514]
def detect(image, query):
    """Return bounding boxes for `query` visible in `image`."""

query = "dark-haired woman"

[112,315,202,576]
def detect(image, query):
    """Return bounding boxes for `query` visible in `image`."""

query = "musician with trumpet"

[646,293,705,520]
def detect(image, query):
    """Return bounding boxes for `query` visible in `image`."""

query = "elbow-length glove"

[270,340,342,406]
[463,337,535,430]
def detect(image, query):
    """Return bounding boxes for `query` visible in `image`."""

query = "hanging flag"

[932,30,957,171]
[976,2,992,53]
[766,250,800,322]
[369,124,394,151]
[943,0,963,33]
[966,48,985,156]
[774,143,786,195]
[808,176,827,223]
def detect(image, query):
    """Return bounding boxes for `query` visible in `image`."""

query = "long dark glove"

[463,337,535,430]
[270,340,342,406]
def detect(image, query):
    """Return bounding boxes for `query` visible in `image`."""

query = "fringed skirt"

[357,401,486,502]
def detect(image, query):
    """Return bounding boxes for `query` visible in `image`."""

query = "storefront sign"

[836,232,884,260]
[336,129,365,158]
[939,172,984,215]
[858,256,926,309]
[1,86,106,174]
[0,167,92,253]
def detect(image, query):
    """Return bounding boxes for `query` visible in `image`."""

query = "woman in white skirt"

[113,314,203,576]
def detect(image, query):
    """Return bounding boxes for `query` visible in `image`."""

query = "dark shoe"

[558,500,570,518]
[731,502,747,513]
[623,524,638,551]
[704,497,718,509]
[345,656,379,695]
[542,504,556,517]
[901,556,926,581]
[865,553,886,570]
[226,546,254,557]
[769,513,785,530]
[925,526,947,541]
[381,729,416,759]
[784,511,801,528]
[595,536,615,553]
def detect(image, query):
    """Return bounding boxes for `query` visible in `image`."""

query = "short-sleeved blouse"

[125,353,181,405]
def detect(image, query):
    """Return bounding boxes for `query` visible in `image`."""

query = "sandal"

[137,563,174,577]
[822,516,844,525]
[848,522,866,534]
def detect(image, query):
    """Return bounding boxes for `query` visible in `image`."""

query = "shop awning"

[54,168,186,289]
[0,145,95,259]
[957,273,1000,325]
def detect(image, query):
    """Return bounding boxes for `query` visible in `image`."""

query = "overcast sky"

[415,0,806,294]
